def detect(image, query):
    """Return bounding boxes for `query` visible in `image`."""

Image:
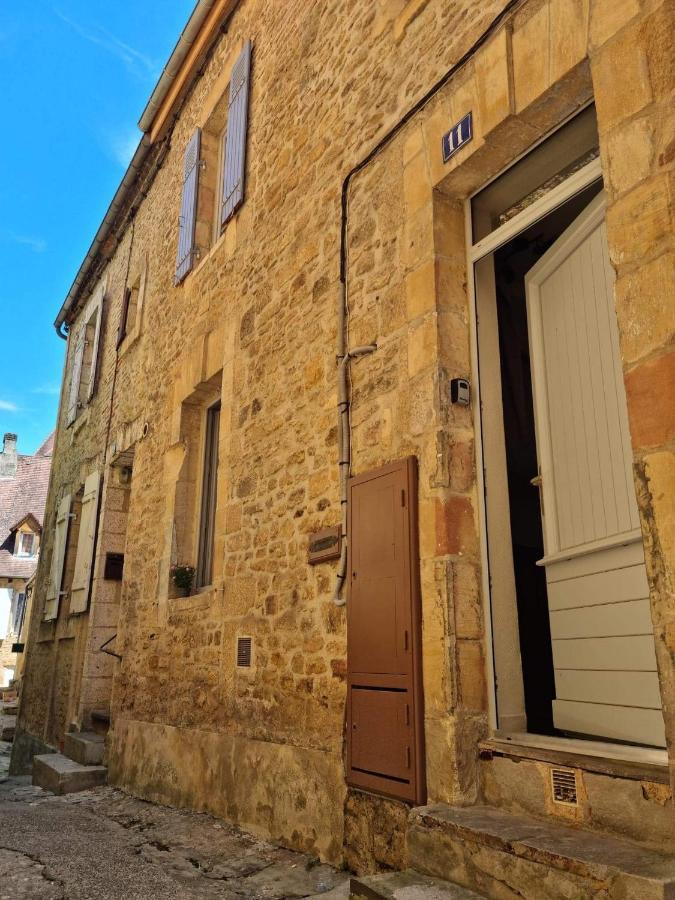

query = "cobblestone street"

[0,743,349,900]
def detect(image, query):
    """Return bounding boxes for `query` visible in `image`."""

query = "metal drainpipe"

[332,0,524,606]
[334,342,377,606]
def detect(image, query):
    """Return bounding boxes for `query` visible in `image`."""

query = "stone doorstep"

[409,804,675,897]
[1,703,19,716]
[350,869,486,898]
[64,731,105,766]
[32,753,107,796]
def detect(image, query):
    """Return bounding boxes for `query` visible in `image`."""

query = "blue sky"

[0,1,195,454]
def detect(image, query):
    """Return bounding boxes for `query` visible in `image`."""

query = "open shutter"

[67,332,85,426]
[44,494,72,621]
[70,472,101,614]
[175,128,201,284]
[221,40,252,226]
[86,295,104,402]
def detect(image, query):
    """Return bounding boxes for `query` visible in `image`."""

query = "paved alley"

[0,746,349,900]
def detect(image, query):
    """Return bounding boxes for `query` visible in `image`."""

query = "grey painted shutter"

[67,331,85,426]
[221,40,252,227]
[175,128,201,284]
[44,494,72,621]
[70,471,101,614]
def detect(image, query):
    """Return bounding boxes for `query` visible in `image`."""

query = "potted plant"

[170,564,195,597]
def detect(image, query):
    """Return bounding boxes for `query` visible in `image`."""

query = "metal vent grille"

[236,636,253,668]
[551,767,578,805]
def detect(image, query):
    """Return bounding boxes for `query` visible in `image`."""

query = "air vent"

[551,767,578,805]
[236,636,253,668]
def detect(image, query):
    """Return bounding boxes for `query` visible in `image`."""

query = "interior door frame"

[464,157,667,766]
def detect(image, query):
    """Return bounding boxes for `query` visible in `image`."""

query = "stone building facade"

[14,0,675,891]
[0,433,53,686]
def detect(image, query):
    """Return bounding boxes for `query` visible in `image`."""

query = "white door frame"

[465,158,667,765]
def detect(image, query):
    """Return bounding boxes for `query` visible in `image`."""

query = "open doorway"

[470,107,666,751]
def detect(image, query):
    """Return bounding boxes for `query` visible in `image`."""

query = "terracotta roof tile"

[0,437,53,580]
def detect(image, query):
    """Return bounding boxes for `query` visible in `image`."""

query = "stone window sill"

[168,582,222,613]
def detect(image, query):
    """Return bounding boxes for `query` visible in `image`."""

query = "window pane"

[471,105,599,243]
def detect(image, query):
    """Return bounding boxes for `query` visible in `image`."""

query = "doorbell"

[450,378,471,406]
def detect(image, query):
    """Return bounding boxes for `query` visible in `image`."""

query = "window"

[17,532,35,557]
[44,494,72,621]
[67,281,105,425]
[12,593,25,634]
[174,40,252,283]
[117,260,147,350]
[196,401,221,589]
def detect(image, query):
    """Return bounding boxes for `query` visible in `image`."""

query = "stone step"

[0,714,16,742]
[32,753,107,795]
[350,870,485,898]
[2,702,19,716]
[64,731,105,766]
[408,804,675,900]
[89,709,110,735]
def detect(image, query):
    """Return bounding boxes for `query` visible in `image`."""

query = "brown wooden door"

[346,457,425,804]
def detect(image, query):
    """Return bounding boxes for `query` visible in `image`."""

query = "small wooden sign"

[308,526,342,564]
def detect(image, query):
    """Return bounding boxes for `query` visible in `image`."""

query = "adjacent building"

[0,433,53,686]
[13,0,675,894]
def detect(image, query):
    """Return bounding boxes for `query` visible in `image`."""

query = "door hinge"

[401,488,406,507]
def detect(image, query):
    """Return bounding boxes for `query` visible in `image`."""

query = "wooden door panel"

[350,576,403,674]
[346,457,425,804]
[525,195,665,747]
[350,688,411,781]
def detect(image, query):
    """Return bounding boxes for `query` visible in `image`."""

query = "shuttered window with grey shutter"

[175,128,202,284]
[221,40,252,227]
[67,331,85,426]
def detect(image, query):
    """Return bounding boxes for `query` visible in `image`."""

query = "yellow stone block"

[407,315,438,377]
[591,20,653,132]
[474,27,512,137]
[645,451,675,582]
[605,115,655,195]
[589,0,640,49]
[512,2,550,113]
[550,0,590,83]
[405,259,436,321]
[404,150,432,215]
[615,252,675,365]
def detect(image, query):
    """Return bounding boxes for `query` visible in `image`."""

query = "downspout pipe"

[333,0,524,603]
[334,343,377,606]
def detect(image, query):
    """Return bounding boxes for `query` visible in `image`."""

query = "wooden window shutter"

[175,128,202,284]
[67,331,85,426]
[44,494,72,621]
[70,472,101,614]
[221,40,252,227]
[86,295,104,403]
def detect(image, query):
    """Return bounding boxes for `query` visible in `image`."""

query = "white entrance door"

[525,193,665,748]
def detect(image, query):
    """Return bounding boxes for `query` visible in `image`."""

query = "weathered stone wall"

[16,0,674,866]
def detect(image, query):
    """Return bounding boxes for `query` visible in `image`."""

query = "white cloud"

[0,401,19,412]
[32,385,61,397]
[1,232,47,253]
[55,10,157,78]
[109,129,141,168]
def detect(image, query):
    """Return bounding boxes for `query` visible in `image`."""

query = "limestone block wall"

[15,0,674,865]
